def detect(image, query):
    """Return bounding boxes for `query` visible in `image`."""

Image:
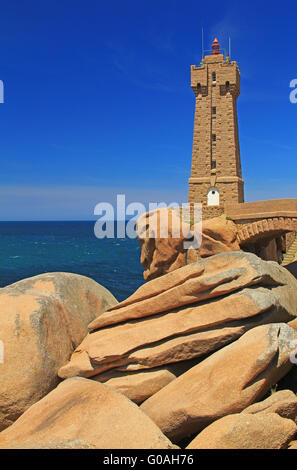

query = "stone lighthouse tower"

[188,38,244,217]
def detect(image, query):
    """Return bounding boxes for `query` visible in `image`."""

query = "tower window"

[212,134,216,142]
[226,81,230,92]
[212,72,216,82]
[211,160,216,169]
[212,106,216,115]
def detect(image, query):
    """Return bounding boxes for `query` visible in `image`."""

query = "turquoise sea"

[0,221,145,302]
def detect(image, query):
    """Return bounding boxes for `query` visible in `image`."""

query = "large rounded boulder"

[0,272,117,430]
[0,378,177,449]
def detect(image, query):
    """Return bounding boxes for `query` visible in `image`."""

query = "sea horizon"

[0,220,145,302]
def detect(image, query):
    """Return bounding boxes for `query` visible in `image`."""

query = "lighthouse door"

[207,188,220,206]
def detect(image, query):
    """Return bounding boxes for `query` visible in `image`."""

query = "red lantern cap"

[212,38,220,55]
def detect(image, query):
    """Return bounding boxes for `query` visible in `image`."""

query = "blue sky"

[0,0,296,220]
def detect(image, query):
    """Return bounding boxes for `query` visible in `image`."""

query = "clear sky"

[0,0,296,220]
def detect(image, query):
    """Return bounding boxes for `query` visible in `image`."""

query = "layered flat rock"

[88,251,297,331]
[0,378,177,449]
[92,359,201,404]
[140,323,297,442]
[0,272,117,431]
[59,252,297,380]
[186,412,297,449]
[93,368,176,404]
[59,286,296,379]
[242,389,297,422]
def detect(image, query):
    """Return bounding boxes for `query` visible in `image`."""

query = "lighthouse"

[188,38,244,218]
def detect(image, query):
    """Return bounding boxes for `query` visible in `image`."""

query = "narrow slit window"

[212,72,216,82]
[212,134,216,142]
[212,106,216,115]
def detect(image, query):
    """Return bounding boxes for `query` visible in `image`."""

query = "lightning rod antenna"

[202,26,204,60]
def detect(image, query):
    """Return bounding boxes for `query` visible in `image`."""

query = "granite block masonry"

[188,38,244,218]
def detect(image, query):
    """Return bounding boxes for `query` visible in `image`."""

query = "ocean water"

[0,221,145,302]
